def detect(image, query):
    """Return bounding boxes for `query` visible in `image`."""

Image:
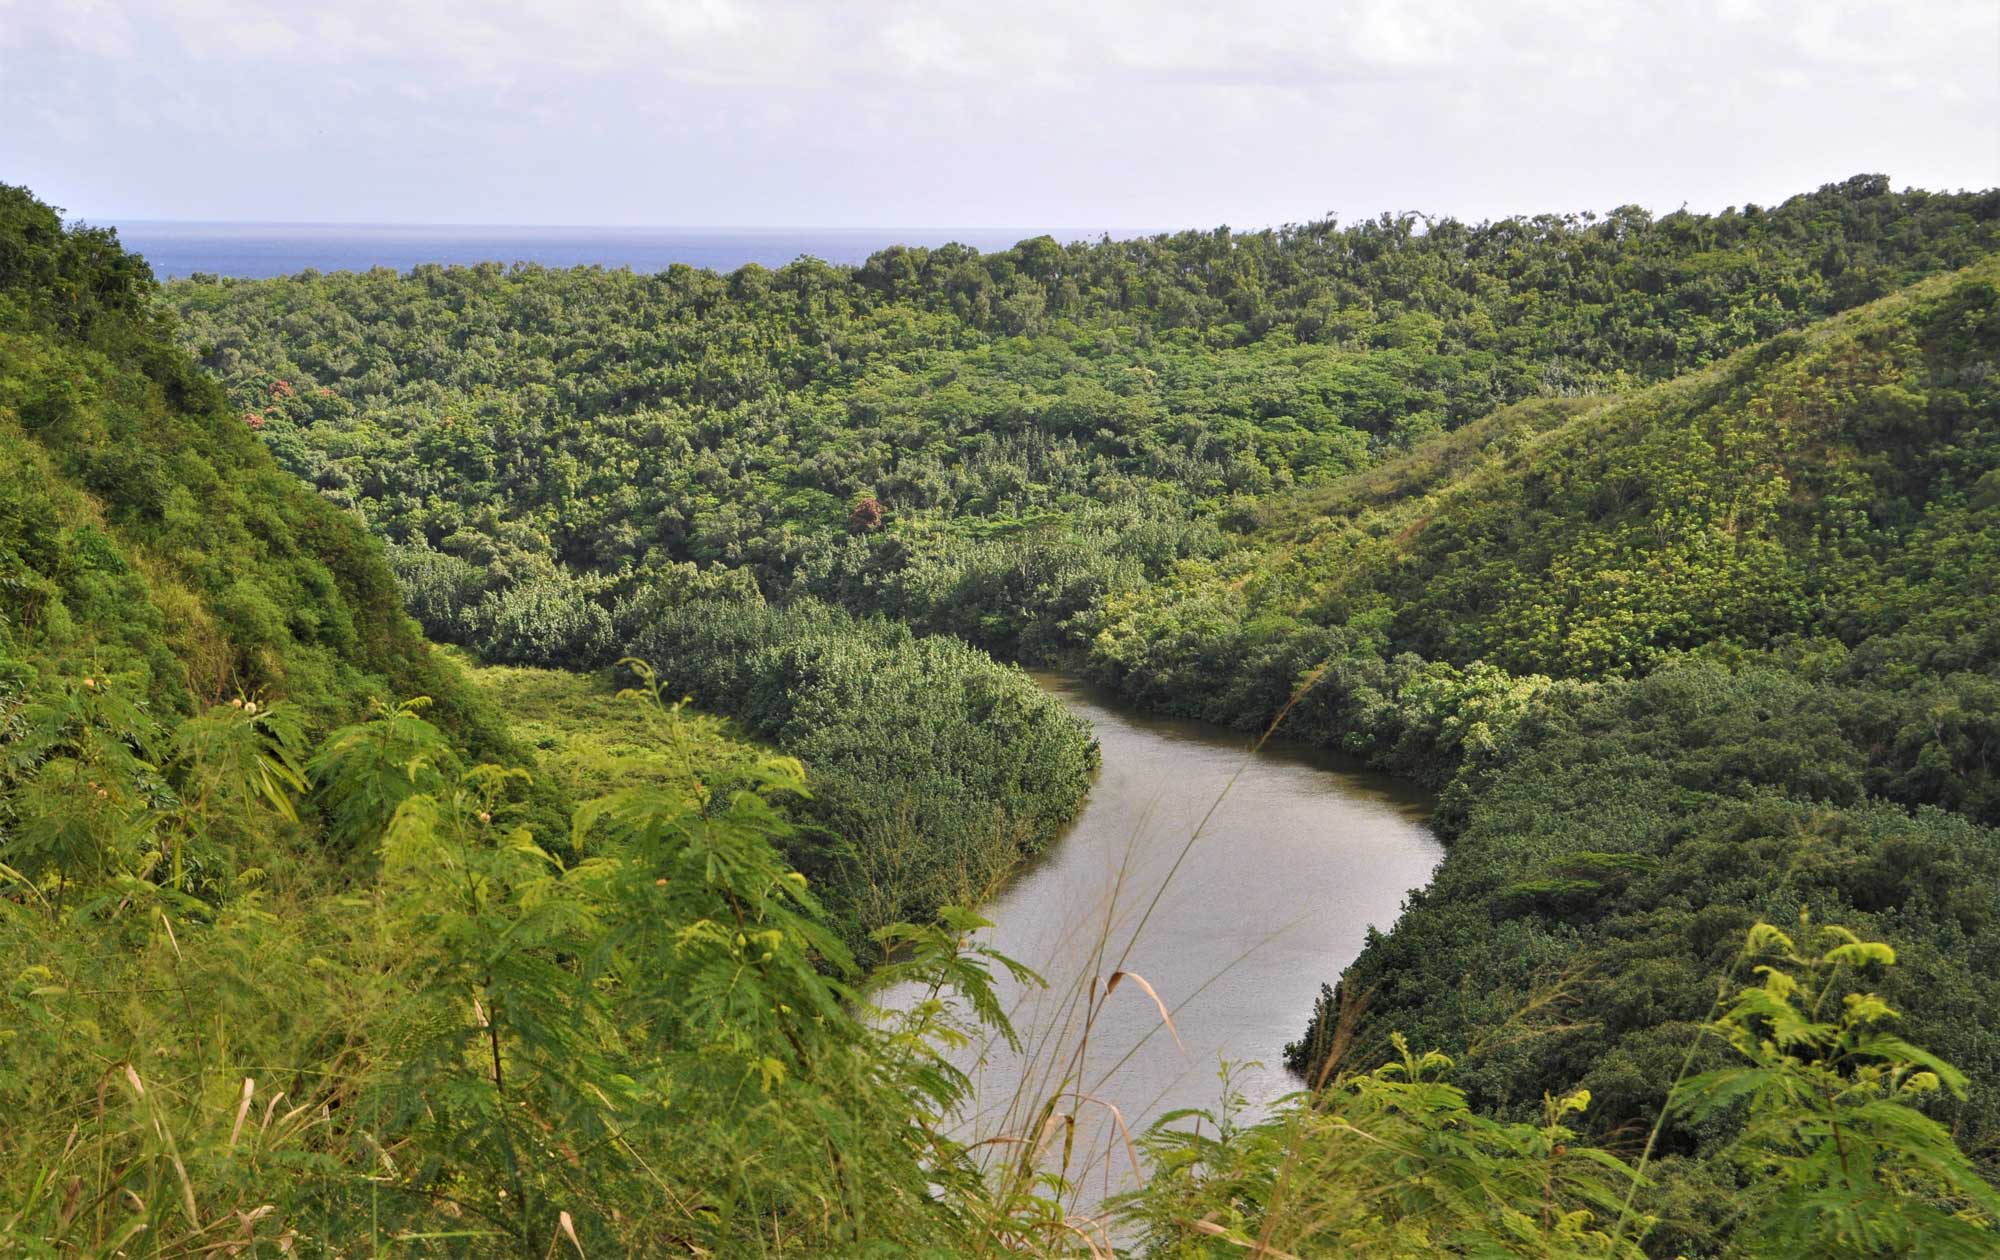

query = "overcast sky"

[3,0,1996,230]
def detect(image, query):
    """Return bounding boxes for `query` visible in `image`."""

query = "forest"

[2,175,1998,1256]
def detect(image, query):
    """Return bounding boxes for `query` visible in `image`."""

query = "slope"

[0,183,491,737]
[1083,260,2000,1186]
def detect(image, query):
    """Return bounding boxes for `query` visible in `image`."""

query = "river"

[878,672,1441,1210]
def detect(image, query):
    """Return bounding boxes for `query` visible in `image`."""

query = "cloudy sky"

[3,0,1996,230]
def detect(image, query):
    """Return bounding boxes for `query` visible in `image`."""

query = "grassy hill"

[1242,255,2000,685]
[1081,260,2000,1195]
[0,184,494,739]
[5,181,2000,1256]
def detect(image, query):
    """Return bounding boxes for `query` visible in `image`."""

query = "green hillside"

[0,185,506,743]
[1085,259,2000,1183]
[166,176,1998,674]
[1235,256,2000,687]
[7,179,1999,1257]
[1094,258,1999,809]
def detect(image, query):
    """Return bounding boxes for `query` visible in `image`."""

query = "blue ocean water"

[113,221,1119,280]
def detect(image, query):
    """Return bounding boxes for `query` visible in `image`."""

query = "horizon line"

[99,217,1163,236]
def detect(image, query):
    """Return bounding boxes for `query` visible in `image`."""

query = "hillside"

[1094,257,2000,813]
[6,179,1999,1256]
[166,176,1998,675]
[0,185,507,749]
[1082,260,2000,1182]
[1240,256,2000,688]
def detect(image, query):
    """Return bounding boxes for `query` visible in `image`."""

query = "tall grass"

[4,666,1995,1256]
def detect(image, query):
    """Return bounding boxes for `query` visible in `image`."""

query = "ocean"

[112,221,1121,280]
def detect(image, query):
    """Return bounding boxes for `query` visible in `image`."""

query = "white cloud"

[1,0,1993,226]
[3,0,142,56]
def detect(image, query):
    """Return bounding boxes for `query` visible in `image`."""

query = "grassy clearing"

[448,649,773,801]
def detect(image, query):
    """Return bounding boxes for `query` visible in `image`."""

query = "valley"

[3,175,1998,1256]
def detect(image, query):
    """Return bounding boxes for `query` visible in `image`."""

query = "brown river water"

[876,671,1441,1211]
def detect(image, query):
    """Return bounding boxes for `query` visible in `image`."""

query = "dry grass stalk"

[1190,1217,1305,1259]
[1102,970,1185,1057]
[227,1078,255,1151]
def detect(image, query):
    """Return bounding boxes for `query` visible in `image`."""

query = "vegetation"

[622,597,1097,942]
[454,644,1097,948]
[169,175,1997,672]
[1090,262,2000,1162]
[2,176,1996,1254]
[11,661,1987,1255]
[445,651,775,802]
[0,185,493,740]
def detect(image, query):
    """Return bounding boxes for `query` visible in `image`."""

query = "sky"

[2,0,1997,231]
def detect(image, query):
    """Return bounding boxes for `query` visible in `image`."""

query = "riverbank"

[877,671,1441,1205]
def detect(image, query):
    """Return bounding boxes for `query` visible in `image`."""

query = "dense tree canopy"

[169,176,1999,668]
[5,176,1998,1255]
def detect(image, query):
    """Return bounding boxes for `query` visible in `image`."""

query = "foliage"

[1128,923,1992,1260]
[1126,1046,1649,1260]
[622,601,1100,945]
[448,643,1092,949]
[6,175,2000,1254]
[0,673,1031,1256]
[0,181,507,746]
[5,659,1987,1257]
[444,650,775,803]
[169,176,1998,674]
[1670,918,2000,1257]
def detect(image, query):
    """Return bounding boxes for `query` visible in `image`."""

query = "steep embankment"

[0,184,492,738]
[1090,261,2000,1176]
